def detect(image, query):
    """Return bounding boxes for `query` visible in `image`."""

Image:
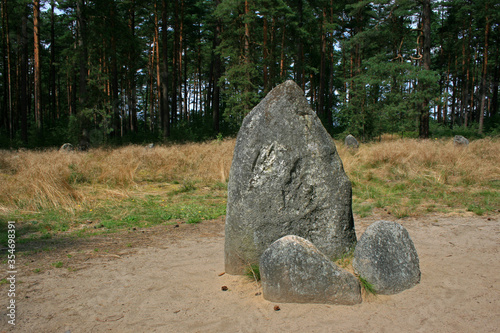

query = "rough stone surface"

[59,143,74,152]
[344,134,359,149]
[260,235,362,305]
[353,220,420,295]
[224,80,356,275]
[453,135,469,146]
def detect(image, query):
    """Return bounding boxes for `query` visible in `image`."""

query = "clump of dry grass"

[0,139,235,213]
[135,139,234,183]
[338,137,500,217]
[339,137,500,187]
[0,149,82,212]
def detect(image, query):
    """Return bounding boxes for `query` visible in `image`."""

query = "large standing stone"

[224,80,356,275]
[260,235,362,305]
[353,220,420,295]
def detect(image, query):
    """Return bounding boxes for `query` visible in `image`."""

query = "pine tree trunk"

[418,0,431,139]
[263,15,269,93]
[77,0,87,110]
[318,7,327,119]
[2,0,13,139]
[243,0,251,111]
[20,14,28,144]
[478,8,490,135]
[128,1,137,133]
[161,0,170,137]
[50,0,57,121]
[33,0,42,130]
[111,13,119,137]
[212,0,222,134]
[296,0,304,89]
[280,20,286,79]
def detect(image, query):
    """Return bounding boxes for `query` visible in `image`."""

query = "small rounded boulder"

[353,220,420,295]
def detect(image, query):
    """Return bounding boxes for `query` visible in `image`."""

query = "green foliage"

[52,261,64,268]
[245,263,261,282]
[358,276,376,295]
[0,0,498,147]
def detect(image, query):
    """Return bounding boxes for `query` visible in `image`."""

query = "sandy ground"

[1,212,499,333]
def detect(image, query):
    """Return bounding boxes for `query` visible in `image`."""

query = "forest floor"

[1,211,499,333]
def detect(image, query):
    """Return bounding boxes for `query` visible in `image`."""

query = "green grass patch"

[52,261,64,268]
[0,185,227,247]
[245,264,261,282]
[358,276,376,295]
[350,165,499,218]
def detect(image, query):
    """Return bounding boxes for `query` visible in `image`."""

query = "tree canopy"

[1,0,499,147]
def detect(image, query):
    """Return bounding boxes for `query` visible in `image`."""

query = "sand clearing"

[1,213,499,332]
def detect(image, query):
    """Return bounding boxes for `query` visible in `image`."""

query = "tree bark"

[20,13,28,144]
[478,7,490,135]
[50,0,57,121]
[33,0,42,130]
[77,0,88,110]
[128,1,137,133]
[212,0,222,134]
[263,13,269,93]
[318,7,327,119]
[2,0,13,139]
[110,3,119,137]
[161,0,170,137]
[419,0,431,139]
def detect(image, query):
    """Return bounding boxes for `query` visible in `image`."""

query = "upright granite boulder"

[344,134,359,149]
[225,80,356,275]
[353,220,420,295]
[453,135,469,146]
[260,235,362,305]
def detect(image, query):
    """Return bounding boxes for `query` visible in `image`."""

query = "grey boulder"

[260,235,362,305]
[59,143,74,152]
[344,134,359,149]
[353,220,420,295]
[224,80,356,274]
[453,135,469,146]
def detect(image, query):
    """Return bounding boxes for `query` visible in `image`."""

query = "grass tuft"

[358,276,377,295]
[245,264,261,282]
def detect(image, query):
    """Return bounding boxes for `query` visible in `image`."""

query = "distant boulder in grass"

[353,220,420,295]
[453,135,469,146]
[59,143,74,152]
[344,134,359,149]
[260,235,362,305]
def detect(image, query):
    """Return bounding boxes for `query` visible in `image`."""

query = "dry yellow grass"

[0,139,235,213]
[338,137,500,188]
[0,136,498,215]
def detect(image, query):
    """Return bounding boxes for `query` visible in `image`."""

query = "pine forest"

[0,0,499,148]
